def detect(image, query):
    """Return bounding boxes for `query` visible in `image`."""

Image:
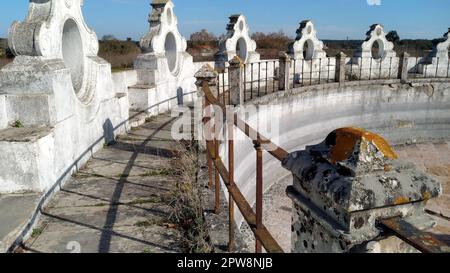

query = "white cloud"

[367,0,382,6]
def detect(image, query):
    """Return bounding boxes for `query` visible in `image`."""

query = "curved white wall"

[224,79,450,226]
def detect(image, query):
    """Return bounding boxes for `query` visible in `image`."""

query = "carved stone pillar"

[285,128,442,253]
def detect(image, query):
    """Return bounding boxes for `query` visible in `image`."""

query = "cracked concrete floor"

[22,114,185,253]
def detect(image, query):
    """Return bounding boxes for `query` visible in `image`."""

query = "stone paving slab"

[0,193,41,252]
[125,128,175,141]
[80,151,173,179]
[46,176,175,209]
[22,114,185,253]
[43,203,171,229]
[26,215,181,253]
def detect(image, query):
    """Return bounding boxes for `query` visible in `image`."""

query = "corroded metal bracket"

[379,217,450,253]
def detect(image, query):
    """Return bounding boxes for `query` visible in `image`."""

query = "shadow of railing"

[8,90,197,253]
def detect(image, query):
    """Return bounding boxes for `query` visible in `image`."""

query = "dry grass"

[168,141,213,253]
[98,40,141,69]
[100,52,140,69]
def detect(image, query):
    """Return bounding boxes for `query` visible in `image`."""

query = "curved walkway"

[20,114,184,253]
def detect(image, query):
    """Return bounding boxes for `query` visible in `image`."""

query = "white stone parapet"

[0,0,129,193]
[419,29,450,78]
[130,0,196,114]
[215,14,260,69]
[289,20,336,83]
[348,24,399,80]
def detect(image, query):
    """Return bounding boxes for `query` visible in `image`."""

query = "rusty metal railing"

[379,217,450,253]
[201,81,286,253]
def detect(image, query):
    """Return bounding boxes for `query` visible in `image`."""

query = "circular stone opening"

[376,27,382,36]
[62,19,84,94]
[371,39,385,59]
[167,8,173,25]
[236,37,247,62]
[303,39,314,60]
[239,20,244,32]
[165,32,178,73]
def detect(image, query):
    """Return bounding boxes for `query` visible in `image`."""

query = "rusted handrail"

[201,81,286,253]
[202,82,289,160]
[379,217,450,253]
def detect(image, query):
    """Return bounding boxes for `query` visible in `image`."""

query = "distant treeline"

[0,33,447,70]
[186,29,445,61]
[0,38,13,58]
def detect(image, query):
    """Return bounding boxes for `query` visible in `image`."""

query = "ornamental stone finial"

[8,0,98,58]
[354,24,396,59]
[6,0,101,103]
[429,28,450,60]
[215,14,260,68]
[140,0,187,55]
[289,20,327,60]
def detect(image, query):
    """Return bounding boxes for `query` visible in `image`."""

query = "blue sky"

[0,0,449,40]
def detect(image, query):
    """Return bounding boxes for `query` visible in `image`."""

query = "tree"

[386,31,400,43]
[251,30,291,50]
[102,34,117,41]
[190,29,217,42]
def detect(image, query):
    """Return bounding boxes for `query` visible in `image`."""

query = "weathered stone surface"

[0,0,129,194]
[0,94,6,130]
[284,128,442,213]
[255,141,450,253]
[284,128,442,253]
[0,127,52,142]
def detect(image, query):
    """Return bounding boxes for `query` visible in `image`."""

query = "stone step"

[0,126,54,194]
[129,111,149,129]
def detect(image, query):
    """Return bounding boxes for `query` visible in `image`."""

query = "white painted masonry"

[130,0,197,114]
[348,24,399,80]
[215,14,260,69]
[0,0,129,193]
[289,20,336,83]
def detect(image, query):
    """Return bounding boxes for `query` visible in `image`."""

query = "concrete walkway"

[21,114,185,253]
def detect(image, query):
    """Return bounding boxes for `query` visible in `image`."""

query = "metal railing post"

[227,108,235,251]
[399,52,410,83]
[258,62,261,97]
[335,52,347,85]
[265,61,268,95]
[194,64,219,207]
[199,74,285,254]
[228,56,244,106]
[278,52,291,91]
[254,141,263,253]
